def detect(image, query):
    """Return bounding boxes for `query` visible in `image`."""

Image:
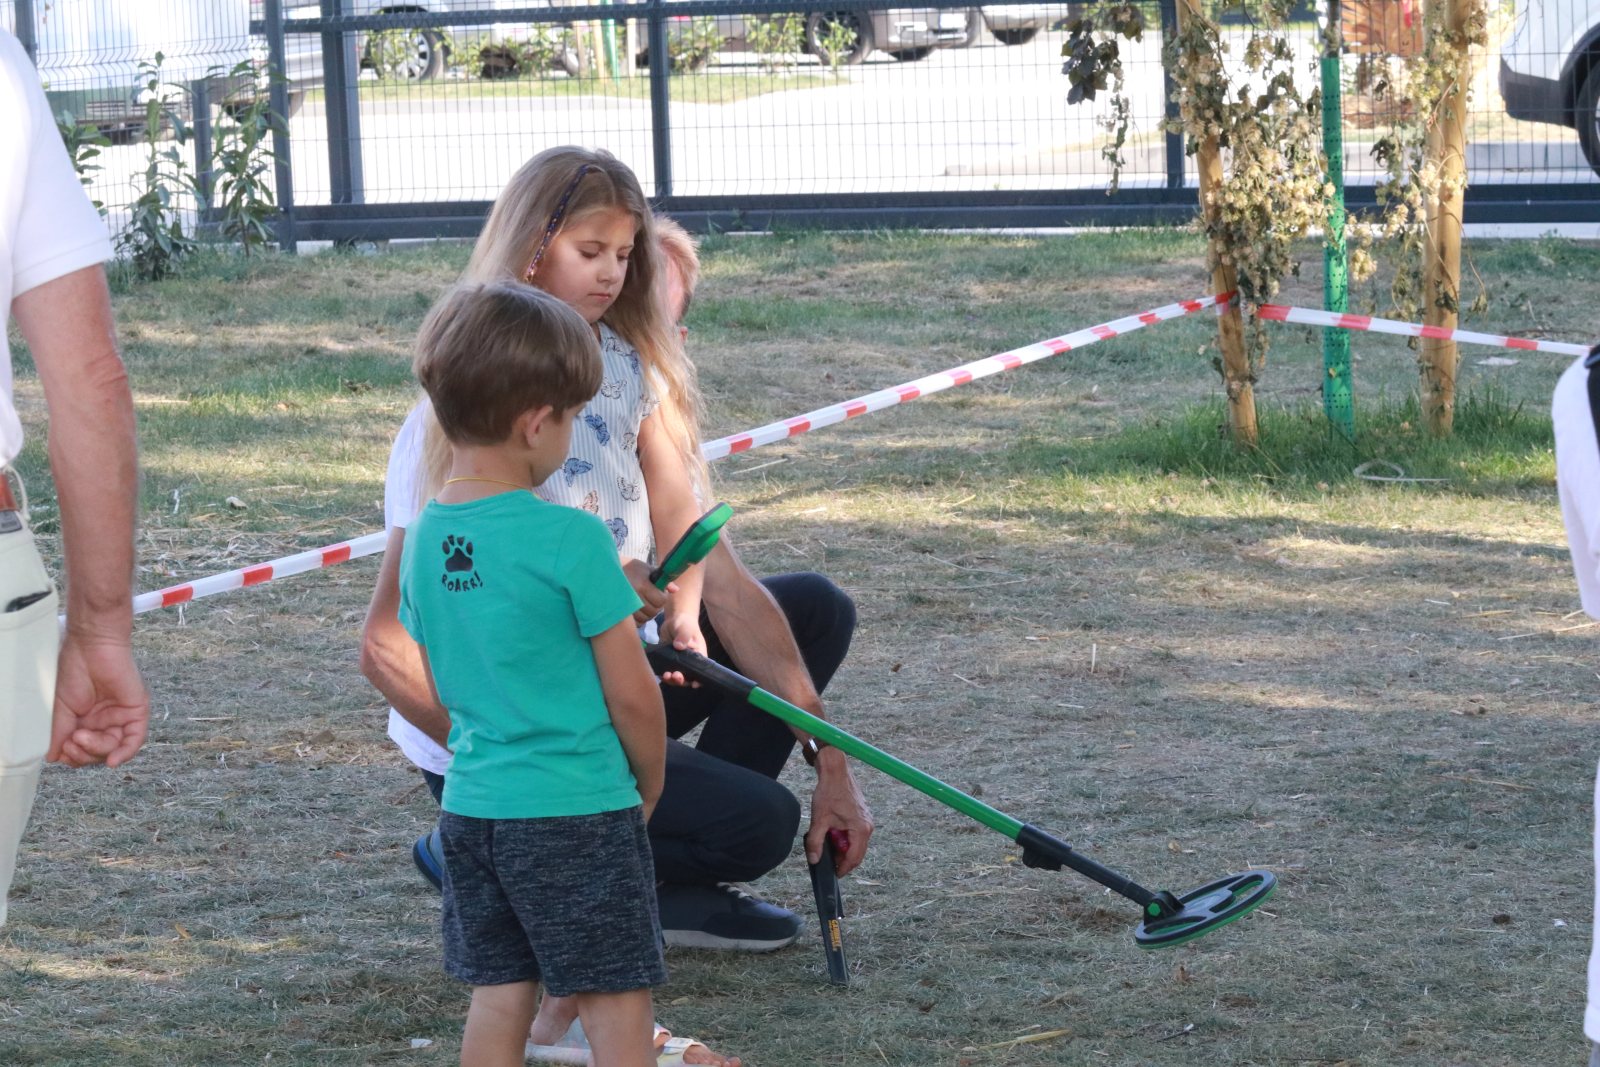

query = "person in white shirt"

[0,28,148,926]
[1555,348,1600,1065]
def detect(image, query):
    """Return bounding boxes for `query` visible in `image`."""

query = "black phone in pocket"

[4,590,50,613]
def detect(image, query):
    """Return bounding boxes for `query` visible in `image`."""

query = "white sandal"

[655,1034,713,1065]
[525,1026,724,1065]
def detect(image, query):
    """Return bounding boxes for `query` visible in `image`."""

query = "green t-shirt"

[398,491,644,819]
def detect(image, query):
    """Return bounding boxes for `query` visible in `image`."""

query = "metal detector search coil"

[1130,870,1276,949]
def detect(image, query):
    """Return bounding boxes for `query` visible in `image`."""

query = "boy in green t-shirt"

[398,281,668,1067]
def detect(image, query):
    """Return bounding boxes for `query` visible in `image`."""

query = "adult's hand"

[805,748,874,876]
[15,265,146,770]
[48,633,148,768]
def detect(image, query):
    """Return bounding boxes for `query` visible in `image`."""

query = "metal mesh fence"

[4,0,1598,241]
[1,0,256,235]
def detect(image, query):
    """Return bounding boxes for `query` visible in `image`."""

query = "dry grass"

[3,231,1597,1065]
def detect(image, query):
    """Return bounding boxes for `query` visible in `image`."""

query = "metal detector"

[642,504,859,975]
[644,643,1275,949]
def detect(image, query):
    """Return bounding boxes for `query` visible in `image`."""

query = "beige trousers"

[0,519,58,927]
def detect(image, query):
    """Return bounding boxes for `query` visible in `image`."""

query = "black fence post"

[264,0,298,250]
[321,0,366,206]
[1159,0,1184,191]
[14,0,36,63]
[647,0,671,198]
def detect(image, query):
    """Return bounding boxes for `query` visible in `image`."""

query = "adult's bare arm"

[359,526,452,747]
[12,265,148,768]
[701,537,874,874]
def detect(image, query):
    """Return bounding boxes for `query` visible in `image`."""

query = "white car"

[1499,0,1600,176]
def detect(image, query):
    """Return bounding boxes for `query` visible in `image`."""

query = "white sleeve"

[1553,359,1600,619]
[5,32,112,297]
[384,400,428,531]
[383,398,453,774]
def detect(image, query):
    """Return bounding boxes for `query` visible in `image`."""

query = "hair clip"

[524,163,595,283]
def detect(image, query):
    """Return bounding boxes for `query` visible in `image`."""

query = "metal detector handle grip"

[645,641,757,700]
[648,502,733,590]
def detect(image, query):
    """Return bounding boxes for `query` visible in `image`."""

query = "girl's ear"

[517,405,557,447]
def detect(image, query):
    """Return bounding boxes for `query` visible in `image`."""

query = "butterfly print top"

[535,322,659,563]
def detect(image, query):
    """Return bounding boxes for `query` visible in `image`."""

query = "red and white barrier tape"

[125,293,1592,616]
[129,292,1232,615]
[131,532,389,617]
[1257,303,1591,358]
[699,291,1233,461]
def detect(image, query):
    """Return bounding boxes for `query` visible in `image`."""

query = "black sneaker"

[657,882,802,952]
[412,828,444,892]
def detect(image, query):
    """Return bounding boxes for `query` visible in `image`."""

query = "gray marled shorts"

[438,806,666,996]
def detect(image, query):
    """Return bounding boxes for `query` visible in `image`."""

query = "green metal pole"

[1321,0,1354,439]
[602,0,620,82]
[646,642,1171,910]
[746,687,1027,839]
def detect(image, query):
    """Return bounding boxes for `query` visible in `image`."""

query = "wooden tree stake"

[1420,0,1471,435]
[1175,0,1258,446]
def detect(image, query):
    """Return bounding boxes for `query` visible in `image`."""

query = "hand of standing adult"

[12,267,148,769]
[48,634,147,768]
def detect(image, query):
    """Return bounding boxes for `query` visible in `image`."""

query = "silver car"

[976,3,1073,45]
[263,0,971,85]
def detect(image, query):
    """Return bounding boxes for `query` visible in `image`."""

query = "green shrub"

[747,14,803,74]
[668,17,725,71]
[117,53,196,281]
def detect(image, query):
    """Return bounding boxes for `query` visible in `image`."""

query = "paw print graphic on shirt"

[440,535,483,592]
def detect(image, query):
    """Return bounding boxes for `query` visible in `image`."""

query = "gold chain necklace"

[442,476,533,493]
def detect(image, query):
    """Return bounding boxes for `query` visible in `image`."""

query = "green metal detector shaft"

[645,643,1160,911]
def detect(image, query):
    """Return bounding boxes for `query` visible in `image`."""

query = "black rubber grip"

[644,642,759,700]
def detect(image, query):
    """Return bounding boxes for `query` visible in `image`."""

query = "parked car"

[975,3,1072,46]
[519,8,972,70]
[2,0,252,139]
[782,7,973,62]
[1499,0,1600,177]
[267,0,493,85]
[264,0,970,88]
[486,7,971,71]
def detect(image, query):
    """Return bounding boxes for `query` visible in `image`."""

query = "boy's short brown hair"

[414,282,601,445]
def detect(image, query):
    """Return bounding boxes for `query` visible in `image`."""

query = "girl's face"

[530,207,636,325]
